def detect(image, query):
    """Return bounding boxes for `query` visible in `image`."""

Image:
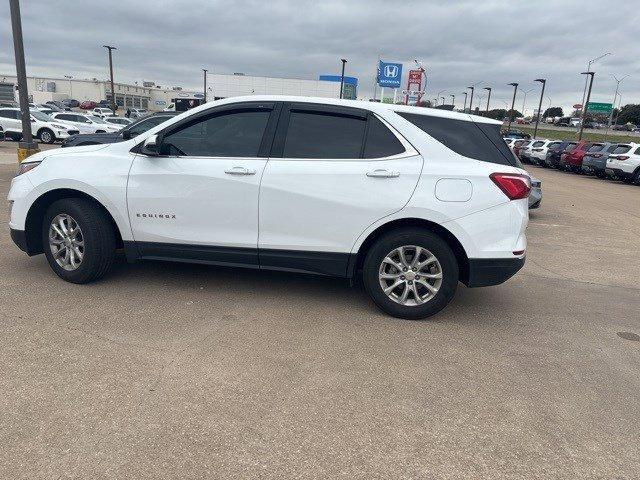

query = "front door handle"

[366,169,400,178]
[224,166,256,175]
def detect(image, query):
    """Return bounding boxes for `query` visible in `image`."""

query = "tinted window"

[129,116,172,136]
[56,114,75,121]
[606,144,618,153]
[635,147,640,155]
[532,141,544,147]
[613,145,631,154]
[565,142,578,151]
[363,115,405,158]
[398,113,519,166]
[548,142,563,150]
[0,110,13,119]
[588,143,605,152]
[162,110,270,157]
[283,111,366,159]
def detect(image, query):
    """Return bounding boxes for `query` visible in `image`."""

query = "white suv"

[8,96,530,319]
[0,107,79,143]
[606,143,640,184]
[50,112,121,133]
[92,107,116,118]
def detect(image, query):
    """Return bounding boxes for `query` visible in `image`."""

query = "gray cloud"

[1,0,639,113]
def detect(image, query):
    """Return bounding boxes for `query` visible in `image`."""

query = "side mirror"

[141,134,159,156]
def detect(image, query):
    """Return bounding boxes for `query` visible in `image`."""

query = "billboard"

[406,69,424,104]
[318,75,359,99]
[377,61,403,88]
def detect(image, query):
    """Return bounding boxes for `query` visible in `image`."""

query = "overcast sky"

[1,0,639,115]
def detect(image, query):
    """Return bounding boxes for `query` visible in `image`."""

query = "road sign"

[573,104,583,109]
[587,102,613,113]
[377,61,403,88]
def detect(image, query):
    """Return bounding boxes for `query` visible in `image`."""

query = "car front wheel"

[38,128,55,144]
[362,228,459,320]
[42,198,116,284]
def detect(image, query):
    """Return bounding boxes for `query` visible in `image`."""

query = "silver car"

[529,176,542,209]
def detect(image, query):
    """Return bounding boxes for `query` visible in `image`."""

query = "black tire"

[38,128,55,144]
[42,198,116,284]
[632,168,640,186]
[362,228,459,320]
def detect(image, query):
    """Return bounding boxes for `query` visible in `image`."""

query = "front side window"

[128,116,172,136]
[283,111,366,159]
[162,110,270,157]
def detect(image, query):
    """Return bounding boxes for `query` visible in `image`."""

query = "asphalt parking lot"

[1,157,639,478]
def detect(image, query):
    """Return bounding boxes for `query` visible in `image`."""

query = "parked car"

[0,107,79,143]
[50,112,122,134]
[45,100,70,111]
[559,140,591,172]
[0,101,18,108]
[529,176,542,209]
[10,97,530,320]
[105,117,133,126]
[518,140,537,163]
[555,117,571,127]
[512,139,530,158]
[96,100,113,109]
[62,99,80,108]
[529,140,561,166]
[581,143,615,178]
[606,143,640,184]
[613,123,635,131]
[61,111,178,147]
[502,129,531,139]
[127,108,148,119]
[544,140,578,168]
[92,107,116,118]
[80,101,97,110]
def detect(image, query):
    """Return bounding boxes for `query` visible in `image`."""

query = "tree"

[485,108,523,121]
[542,106,563,118]
[615,104,640,125]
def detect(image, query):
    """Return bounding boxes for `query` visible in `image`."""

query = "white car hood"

[20,143,111,163]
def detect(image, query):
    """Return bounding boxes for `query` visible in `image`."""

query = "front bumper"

[10,228,28,253]
[465,257,526,287]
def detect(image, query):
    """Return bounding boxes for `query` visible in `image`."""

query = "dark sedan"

[544,140,577,168]
[61,112,178,148]
[581,142,617,178]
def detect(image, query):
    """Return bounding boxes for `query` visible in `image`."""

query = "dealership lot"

[0,160,638,477]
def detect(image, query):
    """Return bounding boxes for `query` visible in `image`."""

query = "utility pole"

[483,86,492,114]
[339,58,347,99]
[64,75,73,99]
[604,74,628,140]
[103,45,117,112]
[9,0,38,160]
[506,82,519,132]
[533,78,546,139]
[203,69,208,102]
[578,71,595,140]
[461,92,468,112]
[467,85,475,112]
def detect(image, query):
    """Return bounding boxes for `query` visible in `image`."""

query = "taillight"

[489,173,531,200]
[617,156,630,160]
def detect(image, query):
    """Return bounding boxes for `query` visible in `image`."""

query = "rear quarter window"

[613,145,631,154]
[397,112,520,167]
[588,143,605,152]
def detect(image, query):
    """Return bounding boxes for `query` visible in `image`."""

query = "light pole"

[467,85,475,112]
[604,74,628,140]
[578,71,595,140]
[203,69,208,102]
[506,82,519,132]
[483,86,492,114]
[440,96,445,105]
[9,0,38,159]
[520,88,533,117]
[461,92,468,112]
[533,78,546,139]
[339,58,347,99]
[437,90,445,106]
[103,45,117,112]
[64,75,73,99]
[450,94,455,107]
[580,52,611,111]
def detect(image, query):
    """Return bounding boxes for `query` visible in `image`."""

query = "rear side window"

[635,147,640,155]
[606,144,619,153]
[397,112,520,166]
[363,115,405,158]
[613,145,631,154]
[588,143,605,152]
[284,111,366,159]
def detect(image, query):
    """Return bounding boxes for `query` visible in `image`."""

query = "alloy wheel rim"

[378,245,443,306]
[42,131,52,142]
[49,214,84,271]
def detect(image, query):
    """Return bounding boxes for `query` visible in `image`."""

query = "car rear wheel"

[38,128,55,144]
[42,198,116,284]
[362,228,458,320]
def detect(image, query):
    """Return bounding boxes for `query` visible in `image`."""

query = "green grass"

[516,125,637,143]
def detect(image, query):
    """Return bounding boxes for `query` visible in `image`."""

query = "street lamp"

[64,75,73,99]
[202,69,208,102]
[339,58,347,99]
[440,96,445,105]
[578,71,595,140]
[580,52,611,110]
[506,82,519,132]
[604,74,629,140]
[450,94,455,107]
[461,91,468,112]
[467,85,475,112]
[437,90,445,105]
[533,78,546,139]
[103,45,117,112]
[520,88,533,116]
[483,86,492,114]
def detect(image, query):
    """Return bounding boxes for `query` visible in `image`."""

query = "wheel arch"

[350,217,470,284]
[36,126,53,138]
[23,188,124,255]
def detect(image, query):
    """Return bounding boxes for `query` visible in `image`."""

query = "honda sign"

[377,61,403,88]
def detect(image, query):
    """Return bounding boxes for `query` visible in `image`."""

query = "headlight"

[51,123,68,129]
[17,161,42,176]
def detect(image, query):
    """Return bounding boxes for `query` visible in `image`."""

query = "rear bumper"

[464,256,525,287]
[606,167,632,179]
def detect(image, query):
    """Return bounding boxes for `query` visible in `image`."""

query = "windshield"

[31,110,53,122]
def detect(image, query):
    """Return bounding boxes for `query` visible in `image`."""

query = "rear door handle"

[366,169,400,178]
[224,166,256,175]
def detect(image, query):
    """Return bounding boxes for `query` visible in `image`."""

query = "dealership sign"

[406,69,423,104]
[377,61,403,88]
